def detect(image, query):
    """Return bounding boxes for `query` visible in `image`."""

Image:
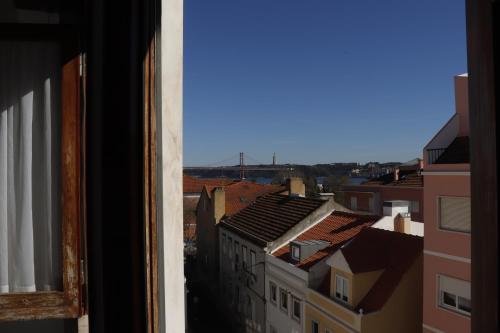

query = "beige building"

[305,227,423,333]
[195,180,285,294]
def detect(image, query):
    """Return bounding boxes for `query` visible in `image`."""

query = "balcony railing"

[427,148,446,165]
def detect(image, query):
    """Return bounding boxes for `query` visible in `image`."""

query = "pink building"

[342,159,424,222]
[422,74,471,333]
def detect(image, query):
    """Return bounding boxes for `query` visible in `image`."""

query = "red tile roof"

[183,196,199,241]
[183,174,234,194]
[204,181,286,217]
[221,193,327,246]
[340,228,423,313]
[357,171,423,187]
[225,181,285,216]
[272,212,380,271]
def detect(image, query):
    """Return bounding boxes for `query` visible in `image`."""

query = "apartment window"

[242,245,248,269]
[350,196,357,211]
[291,245,300,261]
[250,250,256,275]
[410,201,420,213]
[439,196,471,233]
[368,197,374,212]
[269,281,277,304]
[279,288,288,313]
[0,9,83,319]
[234,241,240,271]
[438,275,471,316]
[335,274,349,303]
[292,296,301,322]
[312,320,319,333]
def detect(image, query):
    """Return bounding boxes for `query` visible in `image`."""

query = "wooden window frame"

[0,23,82,321]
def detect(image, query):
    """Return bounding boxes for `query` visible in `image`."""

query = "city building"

[421,74,471,333]
[195,180,285,293]
[266,211,379,333]
[305,227,423,333]
[342,159,424,221]
[218,181,341,333]
[371,200,424,236]
[183,175,234,252]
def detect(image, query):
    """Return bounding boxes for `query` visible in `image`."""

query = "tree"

[323,175,350,205]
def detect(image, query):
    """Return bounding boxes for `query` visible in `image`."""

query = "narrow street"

[185,257,234,333]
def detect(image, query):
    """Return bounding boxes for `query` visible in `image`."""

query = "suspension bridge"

[183,152,293,179]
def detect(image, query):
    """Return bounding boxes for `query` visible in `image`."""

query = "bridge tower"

[239,152,245,179]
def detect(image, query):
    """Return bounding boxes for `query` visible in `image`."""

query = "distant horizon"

[183,159,413,168]
[184,0,466,165]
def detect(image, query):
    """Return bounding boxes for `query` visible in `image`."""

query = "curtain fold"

[0,41,62,293]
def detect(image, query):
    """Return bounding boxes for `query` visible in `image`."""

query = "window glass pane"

[443,291,457,307]
[292,246,300,260]
[312,321,319,333]
[1,41,62,293]
[280,289,287,309]
[270,283,276,302]
[342,278,349,299]
[458,296,471,313]
[293,298,301,318]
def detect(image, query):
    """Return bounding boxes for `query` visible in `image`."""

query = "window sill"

[438,304,471,319]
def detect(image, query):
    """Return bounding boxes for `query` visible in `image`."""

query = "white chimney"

[383,200,409,217]
[394,212,412,234]
[393,168,400,182]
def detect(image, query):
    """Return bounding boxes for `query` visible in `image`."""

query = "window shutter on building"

[439,275,471,300]
[439,197,471,232]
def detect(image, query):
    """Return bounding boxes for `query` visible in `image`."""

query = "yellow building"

[305,227,423,333]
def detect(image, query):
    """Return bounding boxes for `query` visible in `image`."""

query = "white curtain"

[0,41,62,293]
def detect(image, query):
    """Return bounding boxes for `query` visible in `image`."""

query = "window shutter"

[439,197,471,232]
[439,275,471,300]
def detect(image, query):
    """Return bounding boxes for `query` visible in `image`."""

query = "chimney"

[286,177,306,197]
[393,168,400,182]
[454,74,469,137]
[383,200,409,217]
[394,212,411,234]
[212,187,226,223]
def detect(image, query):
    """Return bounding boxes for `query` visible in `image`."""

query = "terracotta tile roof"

[183,174,234,194]
[204,181,286,217]
[221,193,327,246]
[183,197,199,241]
[340,228,423,313]
[224,181,285,216]
[434,136,470,164]
[358,170,423,187]
[272,212,380,271]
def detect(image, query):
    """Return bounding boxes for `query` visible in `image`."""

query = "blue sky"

[184,0,467,166]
